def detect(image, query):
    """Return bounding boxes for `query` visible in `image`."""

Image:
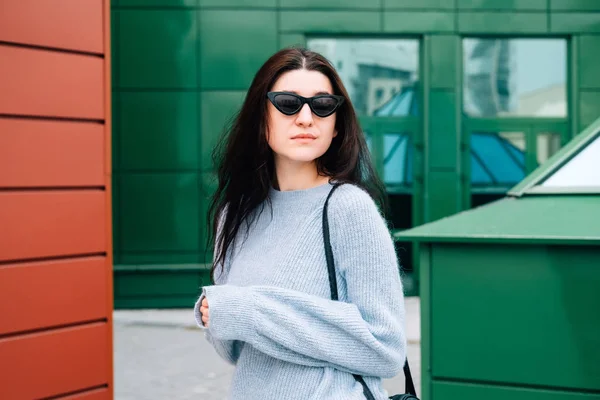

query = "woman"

[194,47,407,400]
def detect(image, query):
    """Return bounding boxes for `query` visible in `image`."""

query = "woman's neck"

[273,160,330,191]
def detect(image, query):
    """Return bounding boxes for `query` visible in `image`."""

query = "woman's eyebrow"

[280,90,332,95]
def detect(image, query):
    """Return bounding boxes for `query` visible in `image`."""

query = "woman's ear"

[333,130,338,138]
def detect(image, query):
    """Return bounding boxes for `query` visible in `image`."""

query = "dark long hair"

[207,47,386,282]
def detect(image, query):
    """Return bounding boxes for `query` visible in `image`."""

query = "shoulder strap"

[323,182,343,301]
[322,182,417,399]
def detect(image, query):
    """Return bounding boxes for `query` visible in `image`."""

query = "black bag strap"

[323,182,417,399]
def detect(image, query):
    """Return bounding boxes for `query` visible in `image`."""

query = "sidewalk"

[113,297,421,399]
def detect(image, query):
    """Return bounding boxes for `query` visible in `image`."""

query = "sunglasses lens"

[311,96,339,116]
[274,94,302,115]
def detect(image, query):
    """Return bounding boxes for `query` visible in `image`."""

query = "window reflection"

[537,133,562,165]
[363,131,414,188]
[471,132,526,188]
[307,39,420,116]
[384,133,412,186]
[463,38,567,118]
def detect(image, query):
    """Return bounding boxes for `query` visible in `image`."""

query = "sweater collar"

[268,181,335,205]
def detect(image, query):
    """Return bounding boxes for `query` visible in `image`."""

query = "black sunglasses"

[267,92,345,118]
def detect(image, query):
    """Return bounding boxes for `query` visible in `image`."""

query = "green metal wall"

[419,242,600,400]
[110,0,600,308]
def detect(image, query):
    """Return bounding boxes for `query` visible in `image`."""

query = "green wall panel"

[120,173,201,252]
[429,90,458,169]
[112,174,120,265]
[280,33,306,48]
[111,10,119,88]
[383,0,456,10]
[199,10,277,90]
[199,0,276,6]
[118,10,198,89]
[114,268,211,309]
[551,12,600,33]
[426,170,460,222]
[110,0,600,307]
[384,0,454,9]
[200,91,246,170]
[115,269,206,297]
[199,172,218,262]
[580,90,600,128]
[551,0,600,12]
[384,11,455,32]
[120,0,197,7]
[430,35,458,89]
[280,11,381,33]
[120,92,199,171]
[458,12,548,33]
[119,253,203,265]
[433,381,600,400]
[579,35,600,89]
[431,244,600,391]
[112,92,120,171]
[280,0,381,9]
[457,0,547,11]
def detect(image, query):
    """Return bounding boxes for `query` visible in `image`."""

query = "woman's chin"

[277,150,327,164]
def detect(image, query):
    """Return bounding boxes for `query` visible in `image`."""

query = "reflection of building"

[518,83,566,117]
[463,39,517,117]
[309,39,418,115]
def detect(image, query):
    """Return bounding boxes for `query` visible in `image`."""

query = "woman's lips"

[292,134,316,140]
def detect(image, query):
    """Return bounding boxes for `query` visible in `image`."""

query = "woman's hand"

[200,298,209,328]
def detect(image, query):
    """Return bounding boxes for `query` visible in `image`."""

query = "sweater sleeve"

[193,206,245,365]
[194,294,244,365]
[202,186,407,378]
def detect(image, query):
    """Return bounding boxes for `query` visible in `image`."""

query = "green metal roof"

[394,196,600,245]
[509,115,600,197]
[397,115,600,244]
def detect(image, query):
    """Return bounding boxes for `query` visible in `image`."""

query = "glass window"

[542,133,600,187]
[471,131,526,188]
[537,133,562,165]
[463,38,567,118]
[383,132,412,186]
[307,38,420,116]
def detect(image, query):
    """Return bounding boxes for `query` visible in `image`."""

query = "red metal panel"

[0,0,103,54]
[0,119,104,188]
[60,388,111,399]
[102,1,115,397]
[0,323,109,400]
[0,257,108,336]
[0,191,105,262]
[0,1,113,399]
[0,45,104,119]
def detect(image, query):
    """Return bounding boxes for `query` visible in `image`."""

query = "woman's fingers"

[200,300,209,327]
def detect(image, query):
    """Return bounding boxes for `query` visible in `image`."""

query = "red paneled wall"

[0,1,113,399]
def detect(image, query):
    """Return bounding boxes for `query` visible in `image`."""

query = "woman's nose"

[295,103,314,126]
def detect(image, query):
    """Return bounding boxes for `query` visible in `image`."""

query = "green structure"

[110,0,600,308]
[396,116,600,399]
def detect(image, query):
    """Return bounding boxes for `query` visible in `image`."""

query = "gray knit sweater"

[193,182,406,400]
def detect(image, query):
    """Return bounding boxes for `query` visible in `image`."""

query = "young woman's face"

[266,69,338,166]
